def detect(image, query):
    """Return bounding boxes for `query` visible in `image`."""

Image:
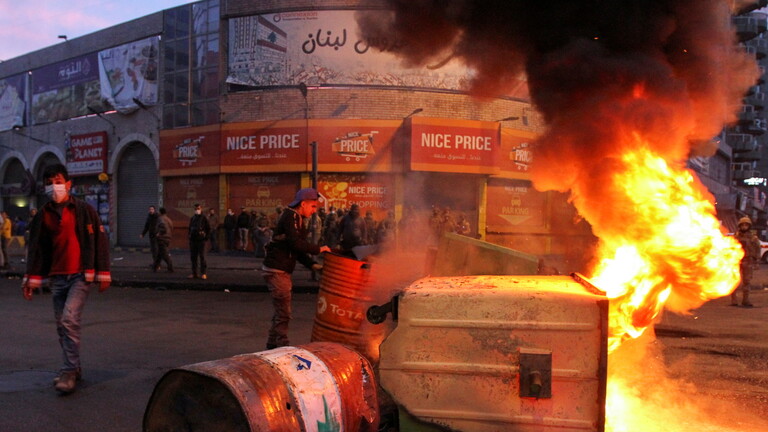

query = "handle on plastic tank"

[366,296,399,324]
[528,371,543,397]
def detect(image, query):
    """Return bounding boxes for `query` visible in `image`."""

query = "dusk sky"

[0,0,192,62]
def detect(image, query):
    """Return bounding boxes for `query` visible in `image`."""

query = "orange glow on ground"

[605,332,765,432]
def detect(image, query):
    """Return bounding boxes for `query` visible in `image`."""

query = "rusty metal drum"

[311,253,394,365]
[143,342,379,432]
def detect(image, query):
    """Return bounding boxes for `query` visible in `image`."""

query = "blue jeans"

[51,274,91,372]
[261,269,292,347]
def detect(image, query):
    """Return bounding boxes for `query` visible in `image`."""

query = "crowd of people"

[137,200,476,268]
[206,204,400,258]
[202,203,474,258]
[0,208,37,269]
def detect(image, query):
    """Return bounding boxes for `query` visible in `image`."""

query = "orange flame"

[586,141,742,352]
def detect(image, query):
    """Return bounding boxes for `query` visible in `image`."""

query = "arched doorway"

[1,158,31,221]
[117,142,158,247]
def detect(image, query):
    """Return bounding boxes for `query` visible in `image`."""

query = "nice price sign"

[66,131,108,176]
[410,117,500,174]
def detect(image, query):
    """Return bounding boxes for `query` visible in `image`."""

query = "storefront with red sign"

[157,117,582,254]
[228,173,300,215]
[220,120,308,173]
[162,175,219,247]
[318,173,394,219]
[66,131,111,229]
[403,117,502,238]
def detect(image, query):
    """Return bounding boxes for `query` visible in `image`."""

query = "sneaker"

[201,274,207,280]
[742,302,754,308]
[188,274,198,279]
[54,371,78,394]
[53,368,82,384]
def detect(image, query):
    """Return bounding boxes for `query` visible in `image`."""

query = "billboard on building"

[163,175,219,226]
[0,73,26,131]
[66,131,108,176]
[485,178,547,233]
[410,117,500,174]
[312,119,403,172]
[98,36,160,113]
[220,120,309,172]
[160,125,222,176]
[318,173,394,219]
[228,173,300,214]
[227,10,529,97]
[497,128,538,179]
[31,53,104,124]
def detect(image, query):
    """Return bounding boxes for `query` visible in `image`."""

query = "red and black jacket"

[23,197,111,289]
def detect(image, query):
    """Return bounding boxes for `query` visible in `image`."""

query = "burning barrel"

[311,253,395,365]
[143,342,379,432]
[376,275,608,432]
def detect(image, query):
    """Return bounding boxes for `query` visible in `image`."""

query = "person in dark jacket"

[261,188,330,349]
[22,164,111,394]
[363,210,377,245]
[323,211,340,249]
[207,207,220,252]
[237,206,251,251]
[223,208,236,250]
[338,204,367,255]
[188,203,211,279]
[253,211,272,258]
[153,207,174,272]
[140,205,158,267]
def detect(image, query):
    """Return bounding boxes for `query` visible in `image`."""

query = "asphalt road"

[0,269,766,432]
[0,281,319,432]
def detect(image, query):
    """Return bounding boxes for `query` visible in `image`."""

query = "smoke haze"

[357,0,757,185]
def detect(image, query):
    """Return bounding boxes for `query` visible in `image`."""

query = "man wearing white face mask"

[22,163,111,395]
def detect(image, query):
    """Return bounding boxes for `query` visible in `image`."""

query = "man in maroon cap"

[261,187,330,349]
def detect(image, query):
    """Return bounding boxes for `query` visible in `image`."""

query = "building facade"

[2,0,763,271]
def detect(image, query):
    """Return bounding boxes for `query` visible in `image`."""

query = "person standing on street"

[188,203,211,280]
[21,163,111,394]
[24,208,37,256]
[0,210,10,269]
[363,210,377,245]
[0,211,5,269]
[140,206,159,268]
[237,206,251,251]
[732,216,760,307]
[337,203,367,256]
[207,207,220,252]
[261,188,330,349]
[153,207,174,272]
[253,211,272,258]
[223,208,236,250]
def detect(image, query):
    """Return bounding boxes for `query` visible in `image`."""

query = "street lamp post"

[297,83,318,189]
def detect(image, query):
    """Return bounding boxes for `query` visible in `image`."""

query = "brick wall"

[222,87,536,126]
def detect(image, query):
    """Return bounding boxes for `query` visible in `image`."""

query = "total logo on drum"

[316,296,364,321]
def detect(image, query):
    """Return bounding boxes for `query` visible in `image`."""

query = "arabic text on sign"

[302,29,348,54]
